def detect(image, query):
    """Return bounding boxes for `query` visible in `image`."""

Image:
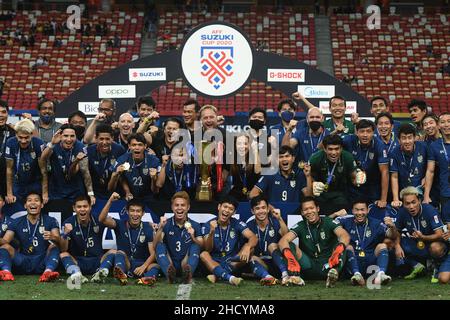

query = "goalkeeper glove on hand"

[283,248,301,275]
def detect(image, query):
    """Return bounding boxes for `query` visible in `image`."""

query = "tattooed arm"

[78,156,96,205]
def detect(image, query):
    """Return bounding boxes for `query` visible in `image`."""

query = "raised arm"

[98,192,119,229]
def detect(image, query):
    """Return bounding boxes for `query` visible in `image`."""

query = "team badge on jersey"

[31,152,36,159]
[143,168,149,175]
[2,223,7,232]
[230,230,235,239]
[421,219,427,228]
[140,234,146,243]
[269,228,275,237]
[369,152,374,160]
[93,225,99,233]
[365,229,372,238]
[320,231,326,240]
[39,226,45,234]
[290,180,296,188]
[417,154,423,163]
[337,165,343,173]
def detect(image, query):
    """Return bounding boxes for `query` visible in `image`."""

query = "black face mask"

[74,126,85,140]
[308,121,322,132]
[249,119,265,131]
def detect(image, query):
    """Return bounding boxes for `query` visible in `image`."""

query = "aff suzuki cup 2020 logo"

[181,22,253,98]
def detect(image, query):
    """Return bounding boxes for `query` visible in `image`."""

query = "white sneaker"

[229,276,243,286]
[69,272,82,285]
[288,275,306,286]
[326,268,339,288]
[351,272,365,286]
[375,272,392,285]
[91,268,109,283]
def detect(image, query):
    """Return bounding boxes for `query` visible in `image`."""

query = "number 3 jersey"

[162,217,202,262]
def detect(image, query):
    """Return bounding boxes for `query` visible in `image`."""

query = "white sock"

[101,268,109,276]
[282,271,289,278]
[229,276,236,284]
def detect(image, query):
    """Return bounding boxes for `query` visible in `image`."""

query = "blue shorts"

[128,258,146,277]
[356,252,378,275]
[438,253,450,274]
[212,255,240,274]
[12,252,46,274]
[401,237,430,260]
[75,256,101,275]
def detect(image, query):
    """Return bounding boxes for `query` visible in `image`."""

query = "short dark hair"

[218,195,239,211]
[301,196,318,208]
[439,111,450,119]
[137,96,156,109]
[25,191,43,202]
[68,110,87,124]
[279,145,295,156]
[277,99,296,112]
[398,123,416,137]
[421,113,439,125]
[127,132,147,145]
[370,96,388,106]
[183,98,200,113]
[74,195,91,206]
[164,117,185,129]
[351,198,369,208]
[250,194,269,209]
[0,99,9,111]
[59,123,77,133]
[356,119,375,131]
[407,99,427,112]
[322,134,343,147]
[249,107,267,119]
[37,98,55,111]
[329,95,346,107]
[375,112,394,125]
[126,199,145,212]
[95,123,114,136]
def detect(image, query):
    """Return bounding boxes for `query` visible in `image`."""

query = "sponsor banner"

[128,68,166,81]
[319,100,357,114]
[78,102,100,115]
[267,68,305,82]
[181,22,253,97]
[297,85,335,98]
[98,85,136,98]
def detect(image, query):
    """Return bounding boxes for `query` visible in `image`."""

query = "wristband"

[46,142,54,149]
[87,191,94,196]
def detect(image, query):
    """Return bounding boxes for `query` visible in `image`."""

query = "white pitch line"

[176,283,193,300]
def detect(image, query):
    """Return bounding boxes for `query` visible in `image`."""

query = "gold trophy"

[196,140,213,201]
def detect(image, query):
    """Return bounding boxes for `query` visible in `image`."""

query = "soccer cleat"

[404,263,425,280]
[91,268,109,283]
[288,276,305,286]
[326,268,339,288]
[182,264,193,284]
[0,270,15,281]
[113,266,128,286]
[229,276,243,286]
[281,276,290,286]
[376,272,392,285]
[206,274,217,283]
[260,276,278,286]
[39,271,60,283]
[137,276,156,286]
[69,272,82,285]
[351,273,365,286]
[167,264,176,284]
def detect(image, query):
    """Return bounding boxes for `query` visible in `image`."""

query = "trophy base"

[196,186,212,202]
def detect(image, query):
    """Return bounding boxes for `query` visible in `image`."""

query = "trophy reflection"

[196,140,213,201]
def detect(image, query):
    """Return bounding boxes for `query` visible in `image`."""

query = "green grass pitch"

[0,275,448,300]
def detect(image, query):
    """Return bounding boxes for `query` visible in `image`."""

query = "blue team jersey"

[62,215,105,257]
[160,161,197,197]
[389,142,428,190]
[8,214,59,256]
[376,134,399,156]
[162,217,202,262]
[255,168,306,203]
[203,217,249,259]
[427,138,450,198]
[87,143,126,199]
[113,219,154,260]
[338,216,387,254]
[49,141,87,200]
[0,215,14,238]
[246,217,282,256]
[395,204,444,236]
[375,120,401,139]
[292,126,330,162]
[269,121,305,147]
[4,137,45,197]
[112,152,161,200]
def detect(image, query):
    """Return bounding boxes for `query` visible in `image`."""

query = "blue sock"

[155,243,171,276]
[213,265,231,281]
[115,252,127,273]
[187,244,200,273]
[0,248,12,271]
[100,253,114,270]
[251,260,270,278]
[346,249,360,274]
[377,249,389,273]
[45,247,60,271]
[61,256,80,274]
[271,249,287,274]
[144,266,160,278]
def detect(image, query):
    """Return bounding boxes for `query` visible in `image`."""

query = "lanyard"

[26,215,43,242]
[410,205,423,232]
[173,165,184,192]
[96,149,111,179]
[442,139,449,162]
[309,130,324,153]
[127,222,143,256]
[326,161,338,185]
[257,220,271,254]
[0,128,10,156]
[306,220,321,255]
[131,154,147,171]
[355,220,369,249]
[77,219,91,249]
[357,140,373,169]
[401,150,415,177]
[219,223,230,253]
[386,133,396,154]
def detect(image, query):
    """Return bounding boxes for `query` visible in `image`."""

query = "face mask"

[308,121,322,132]
[281,110,294,122]
[74,125,85,140]
[40,115,54,124]
[249,119,265,131]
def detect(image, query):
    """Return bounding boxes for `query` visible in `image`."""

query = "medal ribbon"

[219,223,230,254]
[127,222,143,257]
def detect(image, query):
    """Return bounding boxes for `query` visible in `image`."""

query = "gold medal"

[323,184,329,192]
[84,250,87,256]
[359,251,366,258]
[242,187,248,195]
[221,251,226,257]
[417,241,425,250]
[298,161,305,169]
[28,246,33,253]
